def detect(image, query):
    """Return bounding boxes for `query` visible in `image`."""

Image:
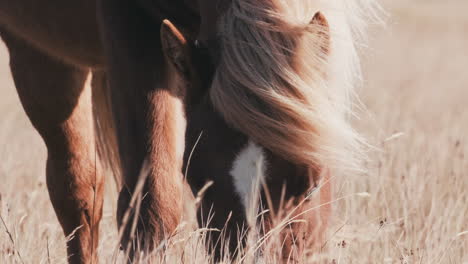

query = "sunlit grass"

[1,1,467,263]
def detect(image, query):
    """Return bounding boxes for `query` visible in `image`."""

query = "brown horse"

[162,17,331,261]
[1,0,375,263]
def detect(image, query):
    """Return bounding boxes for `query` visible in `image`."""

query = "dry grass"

[1,1,467,263]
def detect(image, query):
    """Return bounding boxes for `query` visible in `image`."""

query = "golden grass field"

[1,1,467,263]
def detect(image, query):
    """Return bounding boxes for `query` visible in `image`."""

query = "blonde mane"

[210,0,379,173]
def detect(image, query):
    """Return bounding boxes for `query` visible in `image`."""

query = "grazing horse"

[161,17,332,261]
[0,0,375,263]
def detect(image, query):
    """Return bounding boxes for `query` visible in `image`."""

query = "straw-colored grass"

[1,0,467,263]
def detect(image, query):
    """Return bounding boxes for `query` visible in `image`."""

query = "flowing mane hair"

[210,0,379,173]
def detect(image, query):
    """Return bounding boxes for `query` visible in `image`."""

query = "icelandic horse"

[0,0,374,262]
[161,17,332,261]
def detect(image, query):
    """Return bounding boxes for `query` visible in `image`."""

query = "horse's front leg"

[97,0,185,255]
[1,29,104,264]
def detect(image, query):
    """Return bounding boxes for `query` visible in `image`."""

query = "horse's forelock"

[210,0,380,174]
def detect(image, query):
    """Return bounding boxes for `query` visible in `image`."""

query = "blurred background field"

[1,0,467,263]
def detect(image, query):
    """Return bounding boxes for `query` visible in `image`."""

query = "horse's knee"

[2,30,103,263]
[45,148,104,264]
[46,152,104,222]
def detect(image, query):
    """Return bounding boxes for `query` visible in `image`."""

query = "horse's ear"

[161,19,189,76]
[310,12,330,54]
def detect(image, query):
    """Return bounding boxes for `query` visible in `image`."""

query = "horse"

[0,0,375,262]
[161,18,332,261]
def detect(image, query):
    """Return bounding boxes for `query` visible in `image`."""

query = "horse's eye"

[192,40,211,60]
[193,38,220,66]
[191,40,216,84]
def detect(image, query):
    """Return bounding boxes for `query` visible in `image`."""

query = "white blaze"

[230,140,266,225]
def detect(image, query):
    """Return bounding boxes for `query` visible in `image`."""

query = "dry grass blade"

[114,158,152,263]
[184,131,204,180]
[0,214,24,264]
[46,236,51,264]
[194,181,214,208]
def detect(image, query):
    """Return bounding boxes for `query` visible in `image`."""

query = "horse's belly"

[0,0,104,68]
